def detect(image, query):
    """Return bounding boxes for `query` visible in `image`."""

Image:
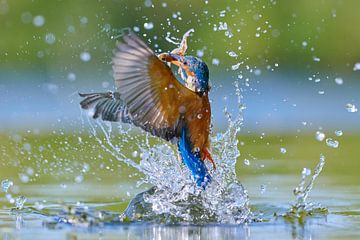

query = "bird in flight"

[79,30,214,187]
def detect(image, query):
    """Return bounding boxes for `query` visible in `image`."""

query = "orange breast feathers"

[183,94,211,159]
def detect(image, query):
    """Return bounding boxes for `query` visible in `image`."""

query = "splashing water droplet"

[293,154,326,208]
[80,52,91,62]
[280,147,287,154]
[45,33,56,45]
[67,72,76,81]
[132,151,139,158]
[353,62,360,71]
[144,0,152,7]
[334,77,343,85]
[254,69,261,76]
[1,179,13,192]
[33,15,45,27]
[231,63,240,70]
[301,168,311,177]
[144,22,154,30]
[19,174,29,183]
[243,159,250,166]
[212,58,220,65]
[15,196,27,209]
[260,184,266,194]
[313,56,320,62]
[228,51,238,57]
[326,138,339,148]
[75,175,84,183]
[315,131,325,141]
[335,130,343,136]
[346,103,358,113]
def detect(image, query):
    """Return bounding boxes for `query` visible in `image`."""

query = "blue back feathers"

[177,127,211,188]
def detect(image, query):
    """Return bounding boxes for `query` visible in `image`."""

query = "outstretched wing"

[79,92,131,122]
[112,32,200,141]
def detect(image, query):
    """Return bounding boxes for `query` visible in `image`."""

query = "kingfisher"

[79,31,214,187]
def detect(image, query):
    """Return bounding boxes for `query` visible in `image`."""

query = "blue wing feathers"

[177,127,211,188]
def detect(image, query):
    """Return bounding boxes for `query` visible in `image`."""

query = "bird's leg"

[202,148,216,171]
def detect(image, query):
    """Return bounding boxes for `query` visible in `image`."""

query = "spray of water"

[85,80,251,224]
[283,154,328,219]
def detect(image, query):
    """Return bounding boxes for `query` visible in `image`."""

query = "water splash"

[1,179,13,192]
[85,81,251,224]
[15,196,27,210]
[288,154,328,217]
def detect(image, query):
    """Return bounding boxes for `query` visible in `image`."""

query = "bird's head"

[161,54,210,94]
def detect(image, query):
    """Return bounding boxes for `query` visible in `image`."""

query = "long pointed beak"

[158,53,183,66]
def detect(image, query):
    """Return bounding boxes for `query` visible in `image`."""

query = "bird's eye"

[183,61,188,65]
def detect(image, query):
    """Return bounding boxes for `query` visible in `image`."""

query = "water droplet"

[219,10,226,17]
[326,138,339,148]
[260,184,266,194]
[75,175,84,183]
[80,16,88,25]
[243,159,250,166]
[19,174,29,183]
[346,103,358,113]
[23,143,31,151]
[26,167,34,176]
[231,63,240,70]
[132,151,139,158]
[196,50,204,57]
[353,62,360,71]
[80,52,91,62]
[102,81,110,88]
[280,147,287,154]
[15,196,27,209]
[144,0,152,7]
[67,72,76,81]
[315,131,325,141]
[1,179,13,192]
[313,56,320,62]
[228,51,238,57]
[21,12,32,24]
[318,90,325,95]
[301,168,311,177]
[45,83,58,94]
[82,163,90,173]
[254,69,261,76]
[335,130,343,137]
[45,33,56,44]
[33,15,45,27]
[212,58,220,65]
[334,77,343,85]
[144,22,154,30]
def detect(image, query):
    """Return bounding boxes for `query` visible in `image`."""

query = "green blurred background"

[1,0,360,71]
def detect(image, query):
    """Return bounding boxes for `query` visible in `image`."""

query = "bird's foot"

[202,149,216,172]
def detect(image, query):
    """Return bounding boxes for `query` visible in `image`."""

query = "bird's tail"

[177,128,212,188]
[79,92,131,122]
